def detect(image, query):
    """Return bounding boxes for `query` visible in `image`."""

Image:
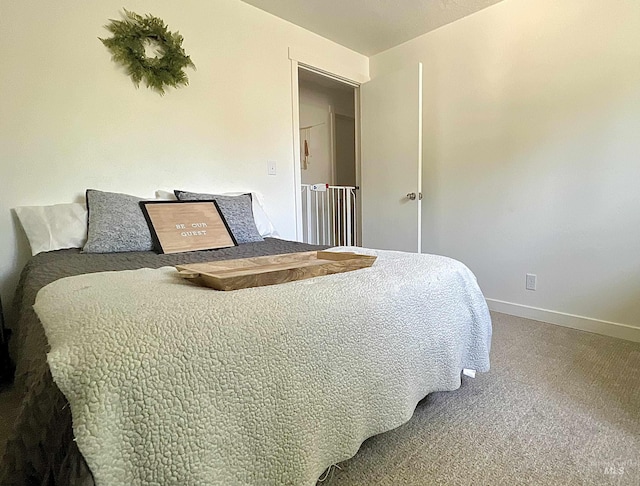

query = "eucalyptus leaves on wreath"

[100,10,195,95]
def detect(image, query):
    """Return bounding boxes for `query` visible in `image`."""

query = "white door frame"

[289,49,366,242]
[329,106,336,186]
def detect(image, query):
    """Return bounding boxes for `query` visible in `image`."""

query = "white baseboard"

[486,299,640,343]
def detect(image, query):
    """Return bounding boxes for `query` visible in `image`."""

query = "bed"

[2,190,491,485]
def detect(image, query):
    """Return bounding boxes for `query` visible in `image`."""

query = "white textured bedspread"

[34,247,492,486]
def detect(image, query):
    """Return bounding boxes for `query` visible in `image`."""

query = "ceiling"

[298,67,355,92]
[240,0,504,56]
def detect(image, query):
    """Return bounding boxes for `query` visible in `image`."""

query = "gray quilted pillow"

[83,189,154,253]
[173,190,263,244]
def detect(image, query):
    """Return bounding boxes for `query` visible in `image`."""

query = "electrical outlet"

[526,273,537,291]
[267,161,277,176]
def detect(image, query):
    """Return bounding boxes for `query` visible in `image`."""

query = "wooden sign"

[140,201,236,254]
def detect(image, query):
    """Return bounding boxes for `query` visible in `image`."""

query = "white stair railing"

[301,184,358,247]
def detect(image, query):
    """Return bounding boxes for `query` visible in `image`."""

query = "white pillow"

[154,190,178,200]
[14,203,88,255]
[155,190,279,238]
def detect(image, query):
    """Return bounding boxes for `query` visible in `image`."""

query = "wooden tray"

[175,251,376,291]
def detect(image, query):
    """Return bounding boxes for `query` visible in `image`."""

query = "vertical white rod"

[320,192,323,244]
[346,188,352,246]
[302,186,305,243]
[330,190,333,245]
[336,190,343,245]
[344,190,353,246]
[322,192,329,245]
[331,188,336,246]
[340,191,347,245]
[315,191,320,245]
[304,187,311,243]
[301,186,305,242]
[320,191,323,245]
[336,189,341,245]
[342,189,347,246]
[342,189,347,245]
[335,190,340,245]
[352,188,358,246]
[341,188,345,246]
[352,189,355,245]
[306,186,312,244]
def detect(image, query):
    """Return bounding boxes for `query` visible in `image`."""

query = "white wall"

[299,87,332,185]
[0,0,367,310]
[299,82,354,184]
[371,0,640,333]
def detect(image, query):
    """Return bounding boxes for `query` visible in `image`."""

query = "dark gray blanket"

[0,239,325,485]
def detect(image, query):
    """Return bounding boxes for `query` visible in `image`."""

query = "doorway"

[297,67,359,246]
[291,60,423,252]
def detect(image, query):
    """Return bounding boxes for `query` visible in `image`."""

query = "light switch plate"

[267,161,277,176]
[526,273,537,291]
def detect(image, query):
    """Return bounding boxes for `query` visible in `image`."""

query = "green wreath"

[100,10,195,95]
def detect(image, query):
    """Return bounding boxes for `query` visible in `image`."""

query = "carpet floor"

[1,312,638,485]
[321,312,640,485]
